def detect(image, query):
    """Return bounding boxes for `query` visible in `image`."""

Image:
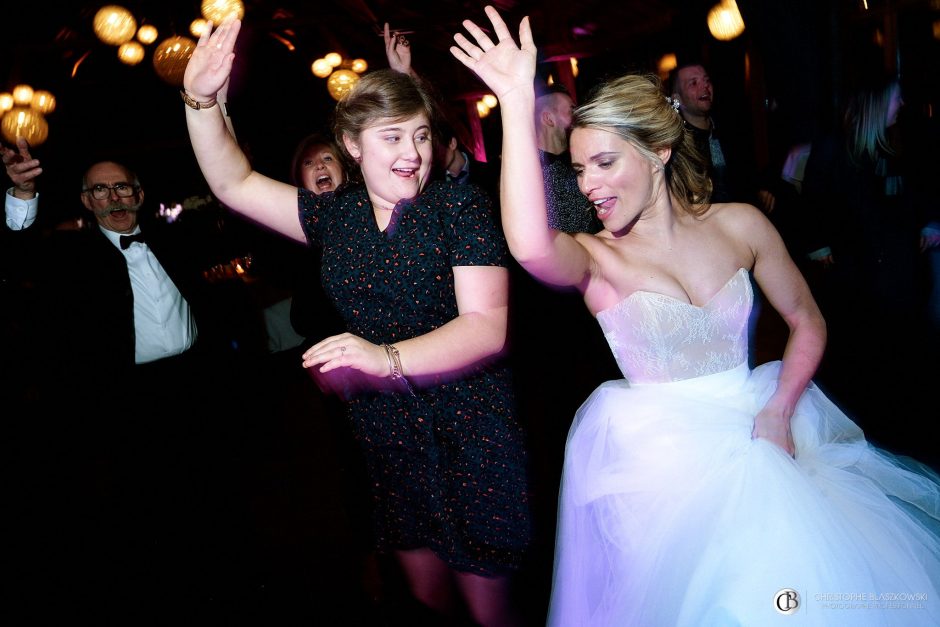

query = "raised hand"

[183,18,241,102]
[450,5,536,101]
[384,22,415,77]
[1,138,41,198]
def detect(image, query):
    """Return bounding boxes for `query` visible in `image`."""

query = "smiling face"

[299,144,345,194]
[570,127,661,232]
[343,113,433,210]
[674,65,713,118]
[80,161,144,234]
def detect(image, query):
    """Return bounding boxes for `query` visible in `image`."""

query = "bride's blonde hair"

[573,73,712,216]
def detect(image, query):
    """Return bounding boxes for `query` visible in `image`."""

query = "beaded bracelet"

[382,343,416,397]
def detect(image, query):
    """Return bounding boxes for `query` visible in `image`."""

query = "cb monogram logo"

[774,588,800,615]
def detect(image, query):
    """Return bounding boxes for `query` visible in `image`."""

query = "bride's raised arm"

[451,6,593,288]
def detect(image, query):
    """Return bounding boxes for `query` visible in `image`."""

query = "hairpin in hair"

[665,96,681,113]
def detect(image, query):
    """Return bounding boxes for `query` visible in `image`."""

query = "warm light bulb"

[476,101,491,118]
[30,90,56,114]
[707,0,745,41]
[658,53,678,75]
[0,93,13,113]
[137,24,158,45]
[325,52,343,67]
[1,106,49,146]
[482,94,498,109]
[118,41,146,65]
[93,5,137,46]
[12,84,33,105]
[327,69,359,101]
[153,36,197,86]
[350,58,368,73]
[201,0,245,24]
[190,19,209,37]
[570,57,579,78]
[311,58,333,78]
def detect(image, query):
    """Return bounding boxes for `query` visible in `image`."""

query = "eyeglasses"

[82,183,139,200]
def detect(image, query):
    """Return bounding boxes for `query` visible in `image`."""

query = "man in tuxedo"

[3,140,259,619]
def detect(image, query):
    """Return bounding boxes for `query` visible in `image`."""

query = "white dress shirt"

[100,227,196,364]
[5,188,196,364]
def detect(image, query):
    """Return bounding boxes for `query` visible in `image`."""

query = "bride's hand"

[183,18,241,101]
[450,5,537,102]
[752,406,795,457]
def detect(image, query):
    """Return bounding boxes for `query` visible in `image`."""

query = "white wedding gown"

[548,268,940,626]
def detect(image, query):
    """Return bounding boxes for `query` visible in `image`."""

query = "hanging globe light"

[476,101,491,118]
[708,0,745,41]
[12,84,34,106]
[326,69,359,101]
[190,19,209,37]
[201,0,245,24]
[153,36,197,86]
[311,58,333,78]
[93,5,137,46]
[1,106,49,146]
[481,94,498,109]
[0,93,13,113]
[137,24,158,45]
[30,90,56,114]
[118,41,146,66]
[350,58,368,74]
[325,52,343,67]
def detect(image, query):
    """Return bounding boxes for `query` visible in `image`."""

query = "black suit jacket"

[10,211,237,388]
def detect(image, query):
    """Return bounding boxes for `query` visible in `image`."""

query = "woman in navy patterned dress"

[182,19,530,626]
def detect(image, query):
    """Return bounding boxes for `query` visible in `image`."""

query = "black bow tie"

[119,232,147,250]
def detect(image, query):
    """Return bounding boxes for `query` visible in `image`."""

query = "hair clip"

[665,96,681,113]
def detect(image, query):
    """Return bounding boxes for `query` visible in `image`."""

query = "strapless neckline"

[597,267,748,317]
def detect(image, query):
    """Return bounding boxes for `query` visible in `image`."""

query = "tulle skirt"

[548,362,940,626]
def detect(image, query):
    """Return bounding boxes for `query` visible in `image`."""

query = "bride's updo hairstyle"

[572,73,712,216]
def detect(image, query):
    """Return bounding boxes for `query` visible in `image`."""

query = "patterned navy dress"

[299,181,531,575]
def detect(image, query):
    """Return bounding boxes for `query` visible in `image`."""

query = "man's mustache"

[94,203,141,218]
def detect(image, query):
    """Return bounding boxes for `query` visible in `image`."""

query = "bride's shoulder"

[698,200,761,219]
[700,201,771,233]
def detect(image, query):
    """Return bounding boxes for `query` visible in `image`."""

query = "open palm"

[450,6,537,102]
[183,19,241,100]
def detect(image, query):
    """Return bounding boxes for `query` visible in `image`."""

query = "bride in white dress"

[451,7,940,626]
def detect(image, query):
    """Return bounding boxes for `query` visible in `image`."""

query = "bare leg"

[455,570,519,627]
[395,547,456,615]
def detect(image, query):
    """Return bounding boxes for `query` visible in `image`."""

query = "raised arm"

[384,22,417,78]
[3,138,41,230]
[182,19,304,242]
[450,6,592,287]
[2,138,41,198]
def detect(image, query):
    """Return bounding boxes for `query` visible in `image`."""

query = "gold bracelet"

[180,89,218,110]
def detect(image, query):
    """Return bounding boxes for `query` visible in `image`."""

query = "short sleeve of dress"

[298,187,328,247]
[444,183,509,268]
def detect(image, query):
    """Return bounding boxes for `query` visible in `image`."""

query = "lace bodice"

[596,268,751,384]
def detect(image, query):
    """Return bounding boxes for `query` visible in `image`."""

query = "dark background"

[4,1,939,624]
[3,0,937,221]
